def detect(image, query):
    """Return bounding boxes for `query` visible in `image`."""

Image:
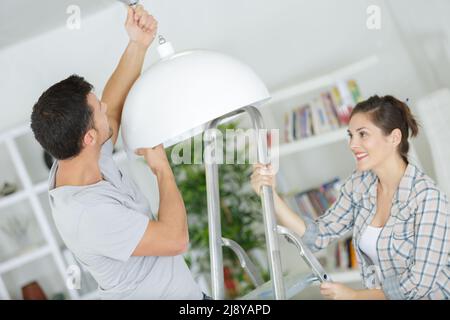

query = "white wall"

[0,0,439,175]
[387,0,450,92]
[0,4,130,132]
[385,0,450,180]
[0,0,429,128]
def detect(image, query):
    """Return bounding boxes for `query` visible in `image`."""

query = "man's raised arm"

[102,5,158,145]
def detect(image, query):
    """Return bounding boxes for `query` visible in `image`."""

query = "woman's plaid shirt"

[301,164,449,299]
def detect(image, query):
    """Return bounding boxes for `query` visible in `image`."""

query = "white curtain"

[416,89,450,197]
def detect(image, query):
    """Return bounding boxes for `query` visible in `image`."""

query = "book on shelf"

[311,97,332,135]
[299,104,313,138]
[283,178,359,273]
[282,79,363,143]
[348,79,363,105]
[321,92,340,130]
[294,107,301,140]
[335,237,358,269]
[305,105,314,137]
[287,177,341,220]
[284,112,291,143]
[292,108,297,140]
[334,80,356,126]
[348,239,358,269]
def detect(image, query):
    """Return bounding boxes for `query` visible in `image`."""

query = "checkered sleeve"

[301,173,356,252]
[383,188,450,300]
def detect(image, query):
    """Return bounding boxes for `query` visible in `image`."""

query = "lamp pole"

[204,118,225,300]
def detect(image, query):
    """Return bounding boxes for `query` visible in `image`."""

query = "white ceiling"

[0,0,115,49]
[0,0,406,92]
[1,0,447,93]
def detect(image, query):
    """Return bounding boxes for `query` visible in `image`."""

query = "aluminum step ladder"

[204,106,331,300]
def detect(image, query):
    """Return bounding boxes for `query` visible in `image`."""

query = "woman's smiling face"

[347,112,399,172]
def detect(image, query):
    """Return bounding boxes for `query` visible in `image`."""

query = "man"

[30,5,204,300]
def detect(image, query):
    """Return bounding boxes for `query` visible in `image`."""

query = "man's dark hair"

[31,75,95,160]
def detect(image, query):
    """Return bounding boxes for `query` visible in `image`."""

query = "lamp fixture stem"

[118,0,139,7]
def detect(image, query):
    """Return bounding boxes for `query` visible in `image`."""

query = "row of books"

[287,179,358,270]
[283,79,363,143]
[335,237,358,269]
[289,177,342,220]
[293,178,358,269]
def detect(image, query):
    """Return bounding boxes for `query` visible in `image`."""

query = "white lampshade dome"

[121,49,270,153]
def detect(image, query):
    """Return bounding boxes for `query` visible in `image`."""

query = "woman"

[251,95,449,300]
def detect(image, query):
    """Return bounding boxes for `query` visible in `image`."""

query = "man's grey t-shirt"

[48,139,203,300]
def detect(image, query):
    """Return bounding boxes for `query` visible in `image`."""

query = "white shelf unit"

[0,124,76,299]
[0,245,52,275]
[278,127,348,158]
[258,55,383,287]
[328,269,361,283]
[0,124,129,300]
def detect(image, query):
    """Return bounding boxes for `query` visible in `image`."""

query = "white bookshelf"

[328,269,361,283]
[0,245,52,275]
[260,56,383,289]
[0,124,129,300]
[278,127,348,157]
[0,124,74,299]
[0,189,28,210]
[264,55,379,108]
